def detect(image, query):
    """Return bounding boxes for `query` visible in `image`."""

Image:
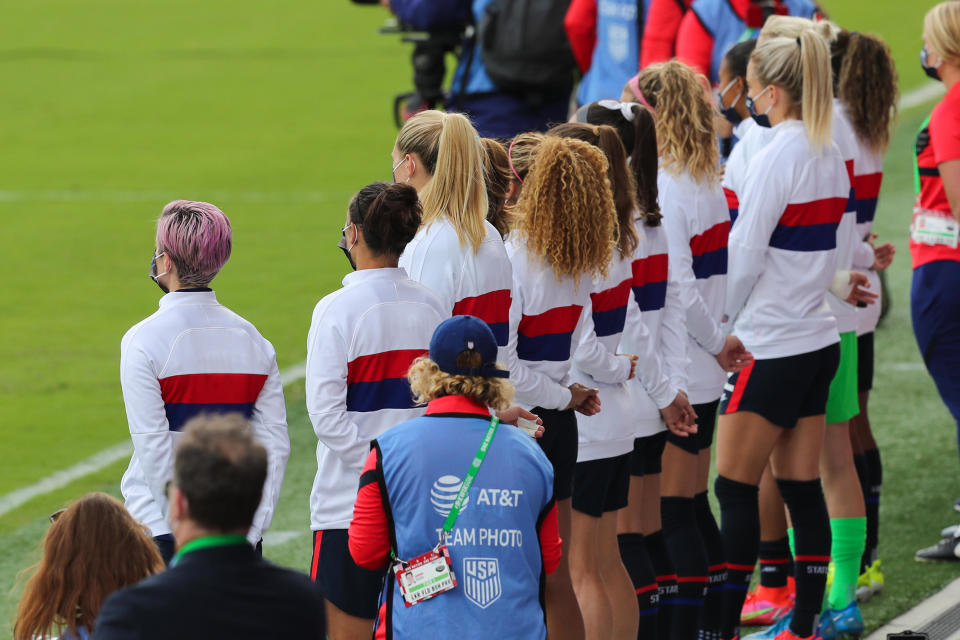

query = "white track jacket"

[119,290,289,544]
[400,219,513,364]
[620,221,688,437]
[660,169,729,404]
[725,120,847,359]
[306,268,448,530]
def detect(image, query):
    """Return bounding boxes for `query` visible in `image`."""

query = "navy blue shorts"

[719,343,840,429]
[857,332,874,393]
[572,453,631,517]
[630,431,668,477]
[533,407,579,502]
[311,529,386,619]
[666,399,719,454]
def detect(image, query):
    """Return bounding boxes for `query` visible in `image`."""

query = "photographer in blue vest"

[349,315,579,640]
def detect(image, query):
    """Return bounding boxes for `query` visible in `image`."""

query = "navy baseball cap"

[429,315,509,379]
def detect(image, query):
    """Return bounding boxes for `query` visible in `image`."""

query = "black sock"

[662,497,709,640]
[853,453,869,572]
[758,537,792,588]
[646,529,678,640]
[694,491,726,640]
[863,448,882,569]
[619,533,660,640]
[714,476,759,640]
[776,478,831,639]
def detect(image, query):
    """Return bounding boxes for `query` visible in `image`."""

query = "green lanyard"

[914,114,932,195]
[442,416,500,537]
[737,27,759,44]
[170,534,248,567]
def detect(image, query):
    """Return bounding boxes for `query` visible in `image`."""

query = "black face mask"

[921,47,943,82]
[149,253,170,294]
[337,226,357,271]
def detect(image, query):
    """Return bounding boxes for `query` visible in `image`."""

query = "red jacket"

[565,0,598,73]
[640,0,693,67]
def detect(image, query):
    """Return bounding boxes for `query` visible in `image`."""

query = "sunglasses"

[49,508,66,523]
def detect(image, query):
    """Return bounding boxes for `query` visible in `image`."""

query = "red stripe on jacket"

[853,172,883,200]
[158,373,267,404]
[690,220,730,257]
[723,187,739,211]
[590,278,633,312]
[519,305,583,337]
[452,289,512,324]
[778,198,848,227]
[347,349,428,384]
[632,253,669,286]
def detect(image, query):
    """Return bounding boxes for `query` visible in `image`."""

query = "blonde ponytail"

[751,33,833,153]
[799,30,833,152]
[396,110,488,251]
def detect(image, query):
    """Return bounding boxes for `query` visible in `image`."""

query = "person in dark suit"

[93,414,326,640]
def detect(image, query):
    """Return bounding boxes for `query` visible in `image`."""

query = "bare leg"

[571,508,612,640]
[600,510,640,640]
[324,602,375,640]
[547,499,587,640]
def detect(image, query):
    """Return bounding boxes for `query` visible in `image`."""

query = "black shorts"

[311,529,386,619]
[572,453,631,517]
[718,343,841,429]
[857,332,874,393]
[666,399,719,454]
[533,406,579,502]
[630,431,668,476]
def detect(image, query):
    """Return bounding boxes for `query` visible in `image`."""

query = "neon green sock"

[787,528,795,557]
[828,517,866,610]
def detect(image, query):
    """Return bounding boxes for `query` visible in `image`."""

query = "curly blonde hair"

[408,355,513,411]
[506,132,546,185]
[513,136,618,281]
[636,61,719,184]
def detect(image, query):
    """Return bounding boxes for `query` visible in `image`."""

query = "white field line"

[0,360,308,519]
[0,189,349,203]
[262,530,306,546]
[0,79,944,517]
[900,81,945,111]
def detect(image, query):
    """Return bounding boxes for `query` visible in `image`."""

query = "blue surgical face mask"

[745,85,773,128]
[717,77,745,126]
[921,47,943,82]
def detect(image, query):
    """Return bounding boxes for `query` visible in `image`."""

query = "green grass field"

[1,0,957,635]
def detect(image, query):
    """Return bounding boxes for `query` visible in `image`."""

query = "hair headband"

[597,99,636,122]
[507,138,523,184]
[627,74,655,111]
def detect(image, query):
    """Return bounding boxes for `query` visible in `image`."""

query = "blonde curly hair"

[512,136,618,281]
[636,61,719,184]
[408,354,513,411]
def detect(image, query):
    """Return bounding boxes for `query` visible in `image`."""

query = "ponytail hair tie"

[796,36,802,46]
[596,99,637,122]
[507,138,523,184]
[627,74,655,112]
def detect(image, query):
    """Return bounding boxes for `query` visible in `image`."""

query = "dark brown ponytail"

[834,32,898,153]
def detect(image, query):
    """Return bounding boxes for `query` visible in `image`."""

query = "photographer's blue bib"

[577,0,653,106]
[690,0,817,83]
[374,400,554,639]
